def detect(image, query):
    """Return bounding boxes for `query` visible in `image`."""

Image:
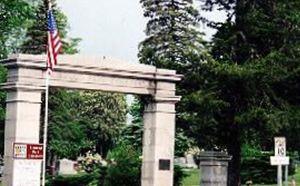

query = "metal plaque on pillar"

[159,159,171,170]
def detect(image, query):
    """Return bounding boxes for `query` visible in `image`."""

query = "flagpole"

[42,2,52,186]
[42,70,50,186]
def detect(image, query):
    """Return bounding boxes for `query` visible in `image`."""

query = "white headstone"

[185,154,197,168]
[58,159,77,175]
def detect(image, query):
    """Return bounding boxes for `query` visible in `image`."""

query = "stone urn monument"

[199,151,232,186]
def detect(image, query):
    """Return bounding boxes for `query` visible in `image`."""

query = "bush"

[174,165,188,186]
[47,173,96,186]
[241,153,277,184]
[241,151,297,184]
[48,143,187,186]
[104,143,141,186]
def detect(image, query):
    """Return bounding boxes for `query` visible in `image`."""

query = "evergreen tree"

[19,0,80,54]
[139,0,210,71]
[196,0,300,185]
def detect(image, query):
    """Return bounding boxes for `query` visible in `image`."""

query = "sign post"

[12,143,44,186]
[285,165,288,186]
[270,137,289,186]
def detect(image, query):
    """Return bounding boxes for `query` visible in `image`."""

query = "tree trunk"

[227,123,241,186]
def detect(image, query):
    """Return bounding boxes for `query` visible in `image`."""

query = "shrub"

[174,165,188,186]
[77,151,107,173]
[48,144,187,186]
[241,151,297,184]
[241,153,277,184]
[104,143,141,186]
[47,173,95,186]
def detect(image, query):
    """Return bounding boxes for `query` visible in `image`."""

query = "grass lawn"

[182,169,200,186]
[182,167,300,186]
[294,166,300,182]
[0,167,299,186]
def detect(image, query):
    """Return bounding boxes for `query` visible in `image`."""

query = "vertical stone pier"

[2,88,43,186]
[141,96,180,186]
[199,151,232,186]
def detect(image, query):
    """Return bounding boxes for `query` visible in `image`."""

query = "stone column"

[3,89,43,186]
[141,96,180,186]
[199,151,232,186]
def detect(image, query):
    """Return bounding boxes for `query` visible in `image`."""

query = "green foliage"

[0,0,33,58]
[119,97,143,151]
[47,89,92,159]
[80,91,127,156]
[0,66,7,155]
[121,97,193,156]
[174,165,188,186]
[104,143,141,186]
[139,0,210,71]
[77,152,107,173]
[190,1,300,184]
[181,169,200,186]
[241,152,277,184]
[20,0,80,54]
[47,90,127,159]
[47,173,97,186]
[0,0,32,155]
[120,122,143,151]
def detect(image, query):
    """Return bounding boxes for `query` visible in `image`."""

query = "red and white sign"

[13,143,44,160]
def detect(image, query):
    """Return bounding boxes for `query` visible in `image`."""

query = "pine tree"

[139,0,210,71]
[197,0,300,185]
[139,0,211,156]
[19,0,80,54]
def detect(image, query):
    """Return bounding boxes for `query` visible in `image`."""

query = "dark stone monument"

[199,151,232,186]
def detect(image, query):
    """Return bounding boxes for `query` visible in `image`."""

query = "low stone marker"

[58,159,77,175]
[174,157,186,167]
[199,151,231,186]
[185,154,197,168]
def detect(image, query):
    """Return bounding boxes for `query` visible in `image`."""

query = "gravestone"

[174,157,186,167]
[185,154,197,168]
[199,151,231,186]
[58,159,77,175]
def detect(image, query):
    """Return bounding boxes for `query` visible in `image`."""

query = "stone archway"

[1,54,181,186]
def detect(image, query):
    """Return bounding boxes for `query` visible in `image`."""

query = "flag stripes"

[47,9,62,72]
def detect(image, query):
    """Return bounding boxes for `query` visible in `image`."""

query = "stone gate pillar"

[141,96,180,186]
[2,88,43,186]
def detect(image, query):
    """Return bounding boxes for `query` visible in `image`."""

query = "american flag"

[47,8,62,72]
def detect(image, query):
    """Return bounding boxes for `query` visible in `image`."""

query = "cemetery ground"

[0,167,298,186]
[181,167,300,186]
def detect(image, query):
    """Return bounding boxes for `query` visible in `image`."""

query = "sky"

[57,0,226,122]
[57,0,227,63]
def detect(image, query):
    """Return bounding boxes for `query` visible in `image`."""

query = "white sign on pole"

[271,137,289,186]
[270,156,290,165]
[274,137,286,157]
[13,159,42,186]
[13,143,27,159]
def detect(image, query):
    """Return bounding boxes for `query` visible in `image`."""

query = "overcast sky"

[58,0,226,63]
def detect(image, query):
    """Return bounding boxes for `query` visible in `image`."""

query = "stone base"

[199,151,231,186]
